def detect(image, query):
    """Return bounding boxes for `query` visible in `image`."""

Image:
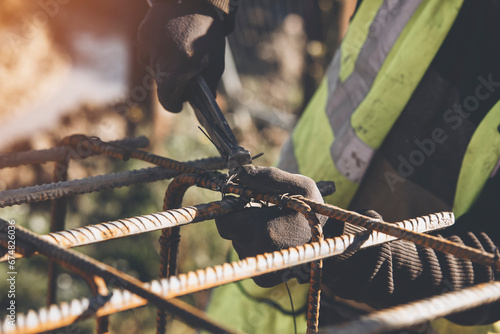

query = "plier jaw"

[189,75,252,171]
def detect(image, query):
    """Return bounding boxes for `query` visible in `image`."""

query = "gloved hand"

[137,1,228,112]
[215,165,329,287]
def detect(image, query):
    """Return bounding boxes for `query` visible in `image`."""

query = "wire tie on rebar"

[221,173,238,199]
[278,193,290,210]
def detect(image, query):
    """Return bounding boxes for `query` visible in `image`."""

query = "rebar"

[167,174,494,272]
[47,149,69,306]
[87,136,208,174]
[0,136,149,169]
[320,281,500,334]
[0,156,225,208]
[0,198,239,262]
[102,212,454,301]
[157,174,206,334]
[300,198,500,271]
[0,212,452,334]
[0,219,239,334]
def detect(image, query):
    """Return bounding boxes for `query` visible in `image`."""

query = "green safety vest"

[206,0,500,333]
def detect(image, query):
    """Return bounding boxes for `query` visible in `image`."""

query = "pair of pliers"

[188,75,252,170]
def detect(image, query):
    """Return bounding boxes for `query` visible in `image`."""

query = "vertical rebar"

[47,151,69,306]
[156,175,196,334]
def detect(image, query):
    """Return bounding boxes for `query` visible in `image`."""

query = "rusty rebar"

[0,219,238,334]
[47,151,69,306]
[0,156,225,208]
[321,281,500,334]
[0,212,453,334]
[300,204,323,334]
[0,198,239,262]
[0,136,149,169]
[79,212,452,301]
[86,136,208,174]
[299,198,500,271]
[179,173,496,272]
[157,174,198,334]
[82,276,110,334]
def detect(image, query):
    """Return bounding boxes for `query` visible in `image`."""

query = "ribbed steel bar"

[0,156,225,208]
[109,212,454,301]
[0,136,150,168]
[0,198,239,262]
[176,171,492,272]
[170,174,492,271]
[0,212,453,334]
[47,152,69,306]
[157,174,195,334]
[303,204,323,334]
[86,136,208,174]
[158,172,327,334]
[0,220,239,334]
[300,197,500,271]
[321,281,500,334]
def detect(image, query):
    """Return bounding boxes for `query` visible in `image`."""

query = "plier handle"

[189,75,252,170]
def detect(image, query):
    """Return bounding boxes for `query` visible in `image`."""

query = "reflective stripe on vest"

[279,0,462,209]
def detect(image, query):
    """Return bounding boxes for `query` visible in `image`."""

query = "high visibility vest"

[206,1,500,333]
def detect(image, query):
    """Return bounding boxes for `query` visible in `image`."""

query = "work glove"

[217,165,500,326]
[215,165,329,287]
[137,1,229,113]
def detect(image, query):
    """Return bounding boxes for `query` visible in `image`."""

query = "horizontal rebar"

[88,137,208,174]
[0,212,453,334]
[190,172,495,272]
[300,198,500,271]
[0,198,239,261]
[0,157,225,208]
[173,174,496,272]
[320,281,500,334]
[0,220,239,334]
[130,212,455,300]
[0,137,150,168]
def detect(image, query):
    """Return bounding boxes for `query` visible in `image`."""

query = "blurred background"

[0,0,349,332]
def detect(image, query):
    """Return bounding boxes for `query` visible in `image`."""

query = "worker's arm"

[137,0,238,112]
[215,165,500,326]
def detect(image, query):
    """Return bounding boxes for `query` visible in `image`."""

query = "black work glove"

[138,1,229,112]
[215,165,329,287]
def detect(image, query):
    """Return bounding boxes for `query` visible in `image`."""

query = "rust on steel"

[299,198,500,271]
[0,198,239,262]
[157,174,195,334]
[0,220,239,334]
[0,156,225,208]
[86,136,208,175]
[98,212,454,301]
[180,173,496,272]
[0,136,149,168]
[0,212,452,334]
[322,281,500,334]
[47,149,69,306]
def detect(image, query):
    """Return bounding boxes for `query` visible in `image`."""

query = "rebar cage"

[1,134,499,334]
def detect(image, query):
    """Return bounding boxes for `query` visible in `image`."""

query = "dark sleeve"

[324,172,500,326]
